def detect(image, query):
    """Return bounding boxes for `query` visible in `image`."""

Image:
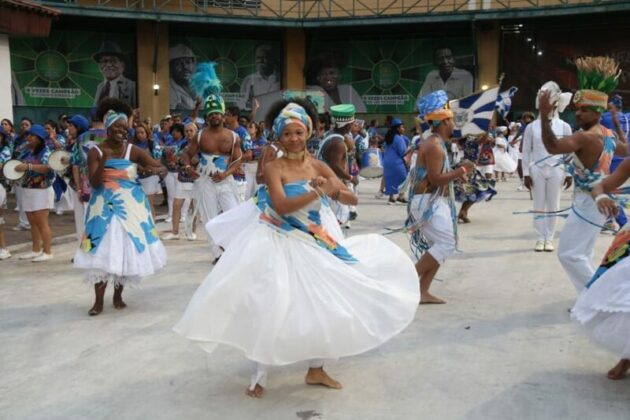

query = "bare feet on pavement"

[246,383,264,398]
[305,367,343,389]
[607,359,630,380]
[420,293,446,304]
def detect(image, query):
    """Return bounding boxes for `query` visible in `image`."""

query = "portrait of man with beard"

[305,50,367,112]
[169,44,198,110]
[92,41,137,107]
[419,47,473,100]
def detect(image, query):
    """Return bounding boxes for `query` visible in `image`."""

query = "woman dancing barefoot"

[175,100,419,398]
[571,156,630,380]
[74,99,166,315]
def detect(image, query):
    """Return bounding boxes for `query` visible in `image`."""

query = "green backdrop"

[10,30,136,108]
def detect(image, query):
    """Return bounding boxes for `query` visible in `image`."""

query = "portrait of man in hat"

[238,44,281,110]
[92,41,137,107]
[169,44,198,110]
[305,50,366,112]
[419,47,473,100]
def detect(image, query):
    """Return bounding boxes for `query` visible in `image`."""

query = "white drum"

[2,159,25,181]
[49,150,71,172]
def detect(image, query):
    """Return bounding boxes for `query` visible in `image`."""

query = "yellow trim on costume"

[426,109,454,121]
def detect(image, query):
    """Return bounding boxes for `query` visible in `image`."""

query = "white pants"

[558,192,606,292]
[348,181,358,213]
[530,165,565,241]
[250,359,325,390]
[194,175,242,258]
[71,188,87,244]
[410,195,456,265]
[164,172,178,218]
[243,162,258,201]
[15,186,30,227]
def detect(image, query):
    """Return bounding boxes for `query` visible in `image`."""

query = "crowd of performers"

[1,56,630,395]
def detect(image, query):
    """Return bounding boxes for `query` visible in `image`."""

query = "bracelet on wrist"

[595,194,609,203]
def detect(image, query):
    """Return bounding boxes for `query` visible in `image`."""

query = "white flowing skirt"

[571,257,630,358]
[493,149,517,173]
[175,224,419,366]
[74,217,167,286]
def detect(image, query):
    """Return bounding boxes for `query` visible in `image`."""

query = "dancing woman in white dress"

[174,101,420,398]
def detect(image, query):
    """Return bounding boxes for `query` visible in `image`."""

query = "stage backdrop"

[10,30,137,108]
[305,36,475,114]
[169,36,283,114]
[502,24,630,113]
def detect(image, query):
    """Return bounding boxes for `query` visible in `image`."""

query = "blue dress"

[383,134,408,195]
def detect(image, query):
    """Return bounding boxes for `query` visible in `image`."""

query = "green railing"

[38,0,626,24]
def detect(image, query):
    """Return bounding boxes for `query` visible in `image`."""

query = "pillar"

[284,28,305,90]
[475,21,500,89]
[0,34,14,122]
[137,21,170,125]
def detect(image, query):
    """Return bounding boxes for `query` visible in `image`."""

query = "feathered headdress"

[190,62,225,115]
[573,56,621,112]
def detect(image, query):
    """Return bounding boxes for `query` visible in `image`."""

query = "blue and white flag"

[449,86,500,138]
[495,86,519,119]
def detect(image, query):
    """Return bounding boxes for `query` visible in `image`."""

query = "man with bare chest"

[181,94,242,262]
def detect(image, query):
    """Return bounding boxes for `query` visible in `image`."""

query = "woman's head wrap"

[273,102,313,139]
[573,56,621,113]
[417,90,453,123]
[104,109,128,129]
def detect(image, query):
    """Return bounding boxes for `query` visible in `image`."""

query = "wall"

[0,34,13,122]
[137,21,170,124]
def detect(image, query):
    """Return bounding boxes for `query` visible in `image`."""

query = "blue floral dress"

[74,144,166,285]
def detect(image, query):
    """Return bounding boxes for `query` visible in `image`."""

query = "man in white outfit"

[538,57,627,292]
[522,82,573,252]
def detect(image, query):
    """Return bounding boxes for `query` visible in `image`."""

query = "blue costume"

[383,133,408,195]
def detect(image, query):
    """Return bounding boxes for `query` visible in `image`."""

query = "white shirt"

[419,68,474,100]
[521,117,572,176]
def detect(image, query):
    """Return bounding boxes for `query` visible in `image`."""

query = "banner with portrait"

[502,21,630,114]
[169,36,283,115]
[10,31,137,108]
[305,36,475,114]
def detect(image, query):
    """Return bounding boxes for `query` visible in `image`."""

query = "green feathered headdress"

[190,62,225,115]
[573,56,621,112]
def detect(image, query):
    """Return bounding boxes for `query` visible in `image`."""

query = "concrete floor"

[1,178,629,420]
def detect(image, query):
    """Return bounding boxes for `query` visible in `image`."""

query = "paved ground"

[1,177,629,420]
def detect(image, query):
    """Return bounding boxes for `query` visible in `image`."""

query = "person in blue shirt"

[382,118,409,204]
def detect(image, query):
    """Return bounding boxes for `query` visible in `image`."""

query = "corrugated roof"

[0,0,60,17]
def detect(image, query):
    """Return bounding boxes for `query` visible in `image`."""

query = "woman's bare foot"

[113,286,126,310]
[89,282,106,316]
[420,293,446,304]
[305,367,342,389]
[607,359,630,380]
[246,383,264,398]
[88,302,103,316]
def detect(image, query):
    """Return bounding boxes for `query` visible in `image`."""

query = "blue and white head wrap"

[104,109,128,129]
[273,103,313,139]
[417,90,452,123]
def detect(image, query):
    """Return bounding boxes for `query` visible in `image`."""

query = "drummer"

[13,124,55,262]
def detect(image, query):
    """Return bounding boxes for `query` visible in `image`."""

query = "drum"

[2,159,25,181]
[49,150,71,172]
[359,148,384,178]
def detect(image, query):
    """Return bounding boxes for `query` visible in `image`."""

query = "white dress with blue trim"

[74,144,167,286]
[175,180,419,366]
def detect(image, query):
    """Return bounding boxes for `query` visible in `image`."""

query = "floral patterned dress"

[74,144,166,286]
